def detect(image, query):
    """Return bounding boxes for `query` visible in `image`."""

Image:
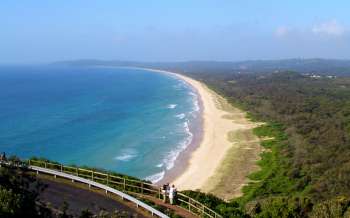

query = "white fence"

[29,165,169,218]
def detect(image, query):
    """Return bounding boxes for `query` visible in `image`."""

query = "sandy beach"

[145,68,262,200]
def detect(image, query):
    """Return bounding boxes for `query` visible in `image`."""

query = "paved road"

[37,177,148,217]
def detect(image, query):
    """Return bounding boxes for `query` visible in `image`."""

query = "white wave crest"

[189,92,200,112]
[145,171,165,183]
[175,113,186,119]
[114,149,137,161]
[189,91,196,96]
[161,121,194,170]
[167,104,177,109]
[173,83,186,90]
[193,99,200,112]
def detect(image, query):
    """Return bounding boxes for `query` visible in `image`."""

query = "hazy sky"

[1,1,350,63]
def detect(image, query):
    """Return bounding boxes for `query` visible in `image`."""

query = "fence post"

[141,182,144,194]
[107,174,109,185]
[189,198,191,212]
[28,159,31,165]
[44,162,47,168]
[76,167,78,176]
[60,164,63,172]
[123,178,126,190]
[92,171,94,181]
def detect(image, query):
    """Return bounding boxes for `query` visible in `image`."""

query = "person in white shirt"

[169,184,177,204]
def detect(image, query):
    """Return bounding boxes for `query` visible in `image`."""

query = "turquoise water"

[0,66,200,182]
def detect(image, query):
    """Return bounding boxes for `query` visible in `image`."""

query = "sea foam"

[146,88,200,183]
[167,104,177,109]
[175,113,186,119]
[163,121,193,170]
[145,171,165,183]
[189,91,200,112]
[114,149,138,161]
[144,120,195,183]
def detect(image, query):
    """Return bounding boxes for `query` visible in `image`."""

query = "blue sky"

[1,1,350,63]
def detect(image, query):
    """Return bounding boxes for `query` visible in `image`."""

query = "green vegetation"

[179,70,350,217]
[0,158,160,217]
[0,158,49,218]
[240,123,297,203]
[135,197,181,218]
[181,190,247,218]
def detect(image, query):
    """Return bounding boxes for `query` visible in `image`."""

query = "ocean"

[0,65,200,182]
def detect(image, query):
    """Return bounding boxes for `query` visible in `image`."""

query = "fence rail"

[29,165,168,218]
[28,159,222,218]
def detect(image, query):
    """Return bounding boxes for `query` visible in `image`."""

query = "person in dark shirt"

[161,183,169,203]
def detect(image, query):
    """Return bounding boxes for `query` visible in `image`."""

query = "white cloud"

[312,20,345,36]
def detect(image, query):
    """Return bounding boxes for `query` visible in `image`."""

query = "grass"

[237,123,299,204]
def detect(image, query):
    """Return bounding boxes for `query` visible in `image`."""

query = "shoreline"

[133,68,204,186]
[125,67,262,199]
[166,72,238,190]
[93,66,203,185]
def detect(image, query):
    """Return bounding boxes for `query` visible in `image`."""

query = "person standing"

[169,184,177,205]
[162,183,169,203]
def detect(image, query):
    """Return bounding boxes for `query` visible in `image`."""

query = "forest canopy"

[171,70,350,217]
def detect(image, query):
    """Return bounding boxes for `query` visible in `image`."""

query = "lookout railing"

[27,159,222,218]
